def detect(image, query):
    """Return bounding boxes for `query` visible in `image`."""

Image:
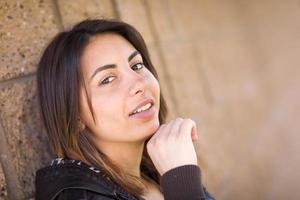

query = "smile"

[130,103,153,115]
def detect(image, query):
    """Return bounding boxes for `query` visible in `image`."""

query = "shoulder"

[35,158,118,200]
[56,188,117,200]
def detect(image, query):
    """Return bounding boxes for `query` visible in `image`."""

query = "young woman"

[35,19,215,200]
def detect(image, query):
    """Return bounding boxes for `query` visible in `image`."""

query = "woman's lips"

[129,103,155,120]
[129,98,154,116]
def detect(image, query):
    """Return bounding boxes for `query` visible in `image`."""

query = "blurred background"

[0,0,299,199]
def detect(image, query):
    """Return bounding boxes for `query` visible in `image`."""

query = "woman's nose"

[128,73,146,97]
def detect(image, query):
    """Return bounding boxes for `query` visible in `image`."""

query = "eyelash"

[99,62,145,85]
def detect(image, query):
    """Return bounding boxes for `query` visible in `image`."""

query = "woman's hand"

[146,118,199,176]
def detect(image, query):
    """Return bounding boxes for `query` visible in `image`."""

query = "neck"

[95,140,145,177]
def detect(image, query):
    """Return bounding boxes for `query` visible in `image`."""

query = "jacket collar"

[35,158,143,200]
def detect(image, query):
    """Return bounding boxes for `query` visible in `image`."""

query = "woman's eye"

[131,62,144,71]
[100,76,115,85]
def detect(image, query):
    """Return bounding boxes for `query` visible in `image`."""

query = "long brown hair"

[37,19,168,197]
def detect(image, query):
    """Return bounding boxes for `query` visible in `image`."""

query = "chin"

[135,118,160,141]
[145,118,160,137]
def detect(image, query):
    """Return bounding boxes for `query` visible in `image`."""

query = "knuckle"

[146,140,152,148]
[157,124,166,132]
[146,141,154,151]
[156,137,165,146]
[160,124,167,129]
[175,117,184,123]
[184,118,195,125]
[167,120,175,126]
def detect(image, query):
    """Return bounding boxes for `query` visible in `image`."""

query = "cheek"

[148,74,160,98]
[92,93,125,128]
[79,89,95,128]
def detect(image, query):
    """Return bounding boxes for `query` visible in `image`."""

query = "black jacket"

[35,158,215,200]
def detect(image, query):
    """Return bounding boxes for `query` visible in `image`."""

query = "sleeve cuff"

[160,165,206,200]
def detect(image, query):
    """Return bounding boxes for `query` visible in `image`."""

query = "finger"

[191,126,198,142]
[166,118,184,139]
[158,118,180,140]
[150,123,167,141]
[179,118,198,142]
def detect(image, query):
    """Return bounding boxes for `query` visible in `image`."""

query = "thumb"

[191,126,198,142]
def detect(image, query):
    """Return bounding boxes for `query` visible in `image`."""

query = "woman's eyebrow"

[128,50,140,62]
[89,50,140,81]
[89,64,116,81]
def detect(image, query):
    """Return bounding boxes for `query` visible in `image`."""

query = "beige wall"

[1,0,300,199]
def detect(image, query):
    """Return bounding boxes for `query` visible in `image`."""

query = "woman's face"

[79,33,160,143]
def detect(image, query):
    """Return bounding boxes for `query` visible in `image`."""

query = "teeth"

[133,103,152,114]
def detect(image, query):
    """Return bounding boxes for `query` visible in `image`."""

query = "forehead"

[81,33,137,74]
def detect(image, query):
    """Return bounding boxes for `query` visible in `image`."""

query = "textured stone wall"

[1,0,300,199]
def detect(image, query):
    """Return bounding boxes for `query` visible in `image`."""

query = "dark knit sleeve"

[160,165,207,200]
